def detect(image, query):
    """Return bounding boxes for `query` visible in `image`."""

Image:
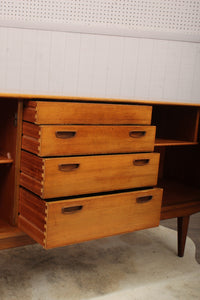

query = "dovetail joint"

[43,203,48,249]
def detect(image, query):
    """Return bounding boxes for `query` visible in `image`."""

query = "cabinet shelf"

[0,155,13,164]
[0,219,23,239]
[0,219,34,250]
[159,179,200,220]
[155,138,198,147]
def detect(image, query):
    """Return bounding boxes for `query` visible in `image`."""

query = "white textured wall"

[0,27,200,104]
[1,0,200,42]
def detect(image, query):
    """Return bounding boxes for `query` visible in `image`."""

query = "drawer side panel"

[23,101,37,123]
[20,151,44,180]
[20,151,44,197]
[20,173,43,197]
[18,188,47,246]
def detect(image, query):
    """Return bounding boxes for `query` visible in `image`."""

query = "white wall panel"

[34,30,51,94]
[148,40,168,100]
[105,36,124,98]
[90,35,109,98]
[6,28,22,92]
[0,27,7,91]
[48,32,66,95]
[163,41,182,102]
[120,38,139,99]
[77,34,95,96]
[191,44,200,102]
[134,39,154,100]
[20,29,37,93]
[62,33,80,97]
[0,26,199,104]
[178,43,196,101]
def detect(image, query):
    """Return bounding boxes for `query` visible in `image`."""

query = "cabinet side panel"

[22,122,40,155]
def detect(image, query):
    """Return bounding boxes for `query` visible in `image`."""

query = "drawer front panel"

[20,151,160,198]
[18,188,163,249]
[22,122,156,156]
[23,101,152,125]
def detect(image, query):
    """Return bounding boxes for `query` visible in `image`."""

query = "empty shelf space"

[0,219,24,239]
[155,138,198,147]
[0,219,35,250]
[159,179,200,220]
[160,180,200,206]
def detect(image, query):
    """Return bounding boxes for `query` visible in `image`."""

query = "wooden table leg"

[177,216,190,257]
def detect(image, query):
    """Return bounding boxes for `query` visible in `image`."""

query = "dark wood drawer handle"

[55,131,76,139]
[136,196,153,204]
[133,159,150,166]
[62,205,83,214]
[129,131,146,138]
[58,163,80,172]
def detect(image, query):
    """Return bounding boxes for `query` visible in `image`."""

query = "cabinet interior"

[0,99,33,249]
[0,99,18,224]
[152,105,199,146]
[152,104,200,220]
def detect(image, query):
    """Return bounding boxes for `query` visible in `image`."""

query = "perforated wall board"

[0,0,200,42]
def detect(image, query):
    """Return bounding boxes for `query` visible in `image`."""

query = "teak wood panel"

[20,151,160,199]
[18,187,163,249]
[23,101,152,125]
[22,122,156,156]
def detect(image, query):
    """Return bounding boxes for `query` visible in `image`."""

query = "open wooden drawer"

[22,123,156,156]
[23,101,152,125]
[18,187,163,249]
[20,151,160,199]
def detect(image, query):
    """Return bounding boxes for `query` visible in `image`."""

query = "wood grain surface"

[23,101,152,125]
[18,187,163,249]
[22,122,156,156]
[20,151,160,198]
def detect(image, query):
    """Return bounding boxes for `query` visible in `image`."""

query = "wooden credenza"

[0,96,200,256]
